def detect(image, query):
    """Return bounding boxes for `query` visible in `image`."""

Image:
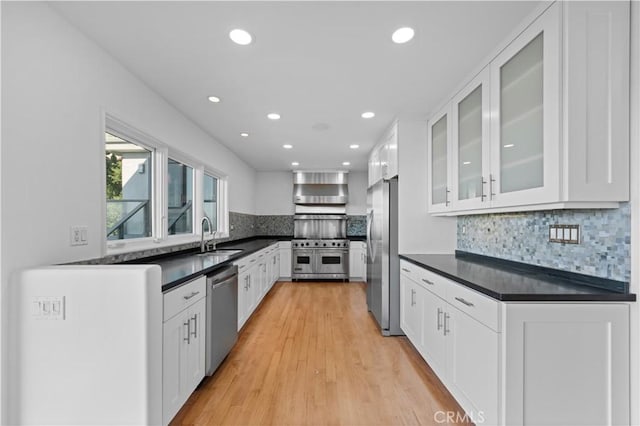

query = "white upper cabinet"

[451,67,491,211]
[427,106,452,213]
[368,120,399,187]
[427,1,630,215]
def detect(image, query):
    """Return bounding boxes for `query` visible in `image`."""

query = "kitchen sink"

[196,249,243,257]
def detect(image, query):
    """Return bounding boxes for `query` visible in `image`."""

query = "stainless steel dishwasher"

[205,265,238,376]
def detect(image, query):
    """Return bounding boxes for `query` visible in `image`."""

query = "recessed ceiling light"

[229,29,252,45]
[463,161,471,165]
[240,132,249,137]
[342,162,351,166]
[392,27,415,44]
[349,144,360,149]
[361,112,375,119]
[267,113,281,120]
[503,144,515,148]
[291,162,299,166]
[208,96,221,103]
[283,144,293,149]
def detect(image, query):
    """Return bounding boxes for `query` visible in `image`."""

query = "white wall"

[255,172,294,215]
[397,119,457,254]
[254,170,367,216]
[0,3,257,420]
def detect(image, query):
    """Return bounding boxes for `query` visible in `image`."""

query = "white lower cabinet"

[236,243,281,331]
[162,277,206,426]
[421,287,447,378]
[503,303,629,426]
[445,305,498,426]
[279,242,292,279]
[399,260,630,426]
[349,241,367,281]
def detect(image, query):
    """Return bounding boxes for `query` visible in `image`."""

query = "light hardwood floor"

[171,281,470,426]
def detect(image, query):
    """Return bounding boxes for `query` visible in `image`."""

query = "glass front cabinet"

[427,1,629,215]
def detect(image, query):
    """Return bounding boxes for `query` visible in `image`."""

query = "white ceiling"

[52,1,542,172]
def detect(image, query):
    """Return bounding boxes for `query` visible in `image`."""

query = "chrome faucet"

[201,217,213,253]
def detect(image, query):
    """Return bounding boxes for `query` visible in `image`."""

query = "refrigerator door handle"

[366,210,375,260]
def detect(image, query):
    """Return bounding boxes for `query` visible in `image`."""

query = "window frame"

[103,114,230,255]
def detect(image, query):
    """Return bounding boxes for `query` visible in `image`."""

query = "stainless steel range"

[292,239,350,280]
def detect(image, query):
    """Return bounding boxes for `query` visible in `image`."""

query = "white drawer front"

[400,260,419,282]
[446,280,500,332]
[414,267,447,300]
[163,276,206,322]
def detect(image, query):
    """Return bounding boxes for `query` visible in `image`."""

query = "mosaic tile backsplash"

[256,215,294,236]
[80,212,367,265]
[457,203,631,282]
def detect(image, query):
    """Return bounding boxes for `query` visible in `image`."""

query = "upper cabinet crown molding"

[427,0,630,216]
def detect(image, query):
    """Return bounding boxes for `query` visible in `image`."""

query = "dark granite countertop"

[136,238,283,291]
[129,235,366,291]
[399,251,635,302]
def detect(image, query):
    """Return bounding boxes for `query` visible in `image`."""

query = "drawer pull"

[410,289,416,306]
[455,297,474,307]
[250,259,256,263]
[421,278,434,286]
[183,291,200,300]
[401,268,411,273]
[437,308,443,330]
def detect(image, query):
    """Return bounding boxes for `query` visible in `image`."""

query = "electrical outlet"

[549,224,580,244]
[70,226,88,246]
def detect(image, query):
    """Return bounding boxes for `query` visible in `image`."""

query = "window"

[167,158,194,235]
[105,132,153,241]
[104,116,229,253]
[203,173,218,232]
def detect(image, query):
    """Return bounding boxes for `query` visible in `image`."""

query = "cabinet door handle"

[401,268,411,273]
[421,278,434,286]
[183,291,200,300]
[480,176,487,201]
[437,308,443,330]
[490,173,496,200]
[454,297,474,307]
[443,312,450,336]
[410,289,416,306]
[445,187,450,206]
[183,320,191,344]
[191,314,198,338]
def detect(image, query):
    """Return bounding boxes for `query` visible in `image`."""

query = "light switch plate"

[33,296,65,320]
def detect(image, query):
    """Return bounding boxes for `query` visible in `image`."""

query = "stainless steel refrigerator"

[366,177,403,336]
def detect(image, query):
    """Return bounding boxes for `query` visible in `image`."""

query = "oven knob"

[305,242,309,246]
[332,242,335,246]
[323,243,327,247]
[315,242,319,246]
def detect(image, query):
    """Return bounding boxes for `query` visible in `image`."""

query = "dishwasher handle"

[210,275,237,291]
[207,265,238,285]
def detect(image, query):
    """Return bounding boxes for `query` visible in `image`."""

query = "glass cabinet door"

[499,33,544,194]
[428,108,450,212]
[457,86,483,201]
[451,67,490,210]
[490,3,560,206]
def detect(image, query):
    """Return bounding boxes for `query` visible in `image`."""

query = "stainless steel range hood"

[293,171,348,212]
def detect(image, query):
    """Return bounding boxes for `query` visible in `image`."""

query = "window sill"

[106,234,200,257]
